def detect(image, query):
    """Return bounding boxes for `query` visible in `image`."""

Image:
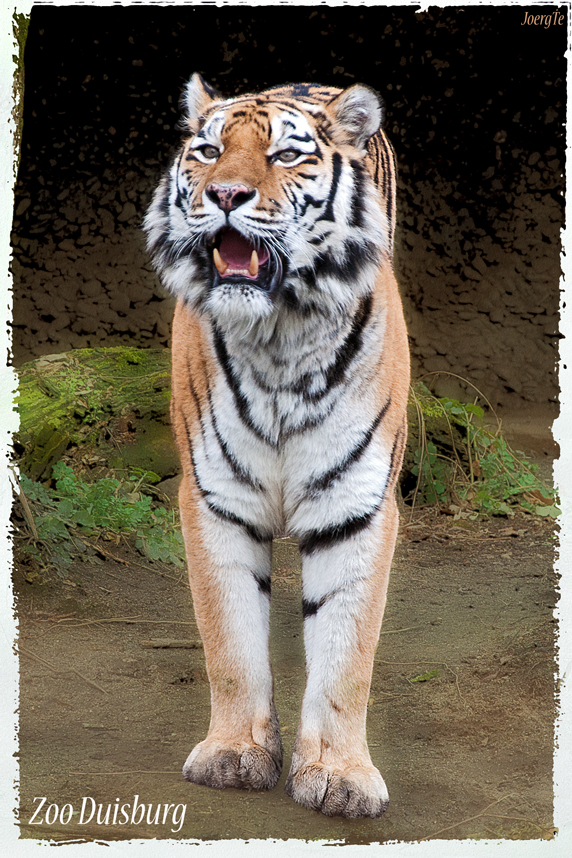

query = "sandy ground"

[15,448,557,844]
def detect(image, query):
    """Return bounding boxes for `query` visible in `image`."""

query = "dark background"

[11,4,566,412]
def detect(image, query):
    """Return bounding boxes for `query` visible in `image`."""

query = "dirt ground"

[14,421,558,845]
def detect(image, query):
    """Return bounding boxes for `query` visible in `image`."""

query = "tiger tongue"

[219,230,269,268]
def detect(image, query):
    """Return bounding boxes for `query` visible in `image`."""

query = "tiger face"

[145,75,391,331]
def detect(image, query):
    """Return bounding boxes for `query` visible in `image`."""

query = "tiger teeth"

[249,250,259,278]
[213,247,228,275]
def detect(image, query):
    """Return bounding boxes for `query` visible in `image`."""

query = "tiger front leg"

[285,500,398,817]
[178,476,282,791]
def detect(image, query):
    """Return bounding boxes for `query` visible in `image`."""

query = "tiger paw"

[183,739,282,791]
[285,762,389,818]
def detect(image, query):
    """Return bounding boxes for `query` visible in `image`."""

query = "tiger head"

[145,74,392,332]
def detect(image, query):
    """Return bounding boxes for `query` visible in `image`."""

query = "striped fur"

[144,74,410,818]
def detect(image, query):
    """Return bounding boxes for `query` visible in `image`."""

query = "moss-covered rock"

[15,347,175,480]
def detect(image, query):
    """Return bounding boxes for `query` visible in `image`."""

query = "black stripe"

[179,407,207,498]
[179,406,271,544]
[316,151,342,222]
[267,292,372,407]
[156,177,171,219]
[376,135,388,200]
[224,118,248,133]
[371,131,396,248]
[256,575,271,597]
[368,136,381,191]
[386,420,407,495]
[315,292,372,399]
[349,159,367,229]
[288,82,322,99]
[205,499,272,544]
[299,508,377,556]
[212,325,276,447]
[152,233,200,269]
[309,147,323,163]
[288,132,313,143]
[283,184,299,214]
[282,285,301,311]
[302,595,329,618]
[218,96,312,114]
[299,238,377,288]
[315,123,333,147]
[386,141,397,246]
[306,397,391,494]
[174,149,185,209]
[298,193,324,218]
[205,385,263,489]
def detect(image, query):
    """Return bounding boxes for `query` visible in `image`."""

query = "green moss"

[15,348,172,479]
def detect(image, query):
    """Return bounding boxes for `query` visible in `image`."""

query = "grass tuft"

[406,377,558,518]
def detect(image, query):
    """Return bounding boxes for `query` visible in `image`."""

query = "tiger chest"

[186,320,391,539]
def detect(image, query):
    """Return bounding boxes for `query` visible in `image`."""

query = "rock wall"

[12,167,173,355]
[11,5,565,411]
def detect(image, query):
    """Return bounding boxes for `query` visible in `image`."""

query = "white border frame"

[2,1,570,854]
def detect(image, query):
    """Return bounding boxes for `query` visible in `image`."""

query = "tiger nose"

[205,183,256,212]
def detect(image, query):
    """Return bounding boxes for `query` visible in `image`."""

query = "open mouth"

[209,228,283,293]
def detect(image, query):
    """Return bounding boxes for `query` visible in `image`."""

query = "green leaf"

[57,498,74,518]
[74,510,95,528]
[534,504,561,518]
[410,669,439,683]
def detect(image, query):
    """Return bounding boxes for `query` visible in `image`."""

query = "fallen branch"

[418,795,514,841]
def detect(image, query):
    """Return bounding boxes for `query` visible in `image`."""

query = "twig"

[70,769,180,776]
[19,646,108,694]
[51,617,197,627]
[488,814,552,830]
[81,540,130,565]
[12,471,39,539]
[420,371,498,418]
[418,794,514,841]
[140,639,202,649]
[19,647,59,672]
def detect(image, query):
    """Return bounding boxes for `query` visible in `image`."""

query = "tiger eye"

[200,145,220,160]
[277,149,300,163]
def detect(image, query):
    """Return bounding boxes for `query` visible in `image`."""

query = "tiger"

[144,73,410,819]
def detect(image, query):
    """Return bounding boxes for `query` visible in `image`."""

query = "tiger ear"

[183,73,222,130]
[327,84,384,149]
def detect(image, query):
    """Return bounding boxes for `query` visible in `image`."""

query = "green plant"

[408,380,559,518]
[410,670,439,683]
[16,461,185,577]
